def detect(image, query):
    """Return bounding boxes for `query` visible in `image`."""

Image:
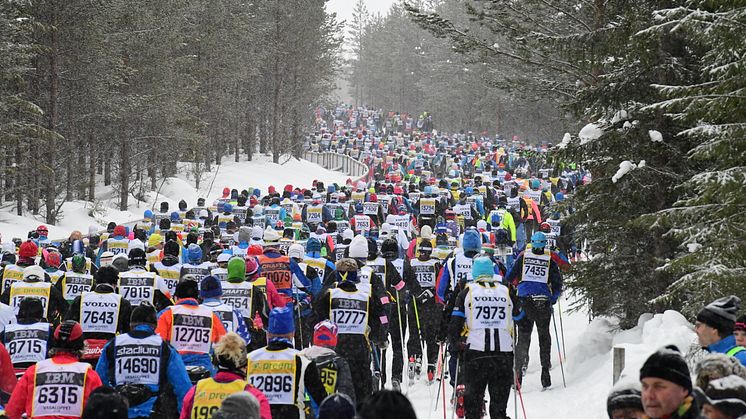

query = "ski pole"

[412,296,426,355]
[558,298,567,361]
[511,325,527,419]
[434,342,445,410]
[451,353,460,419]
[395,289,407,386]
[371,343,382,391]
[552,307,567,388]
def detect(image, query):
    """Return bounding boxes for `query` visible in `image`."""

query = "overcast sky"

[326,0,397,26]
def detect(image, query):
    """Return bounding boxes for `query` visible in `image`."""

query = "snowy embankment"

[0,154,349,240]
[408,295,698,418]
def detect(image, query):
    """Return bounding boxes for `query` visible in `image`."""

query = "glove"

[455,338,469,353]
[514,309,526,322]
[417,289,434,305]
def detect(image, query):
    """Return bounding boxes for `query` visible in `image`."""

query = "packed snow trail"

[401,295,697,418]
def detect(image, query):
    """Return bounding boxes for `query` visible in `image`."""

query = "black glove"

[417,289,434,305]
[455,337,469,353]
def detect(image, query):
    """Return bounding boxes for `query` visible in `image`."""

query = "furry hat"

[214,332,248,372]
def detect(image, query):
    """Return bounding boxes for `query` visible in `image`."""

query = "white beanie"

[127,239,145,253]
[288,243,305,260]
[348,235,369,259]
[420,225,433,240]
[342,229,354,241]
[251,226,264,240]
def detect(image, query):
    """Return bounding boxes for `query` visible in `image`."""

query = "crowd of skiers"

[0,104,592,419]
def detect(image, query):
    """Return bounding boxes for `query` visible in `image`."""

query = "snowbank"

[0,154,349,240]
[409,295,697,418]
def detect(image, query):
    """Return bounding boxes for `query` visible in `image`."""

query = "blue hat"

[465,187,474,195]
[268,307,295,335]
[144,209,153,219]
[555,192,565,201]
[199,275,222,299]
[531,232,547,248]
[72,239,84,254]
[170,211,180,221]
[223,203,233,213]
[531,179,541,189]
[423,186,434,196]
[217,202,225,212]
[462,230,482,252]
[187,243,203,262]
[306,237,321,253]
[472,257,494,281]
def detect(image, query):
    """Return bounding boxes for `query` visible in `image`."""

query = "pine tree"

[643,1,746,317]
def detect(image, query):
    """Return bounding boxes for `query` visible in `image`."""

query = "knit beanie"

[471,257,494,281]
[462,230,482,252]
[640,345,692,392]
[697,295,741,334]
[606,387,642,418]
[348,235,368,259]
[318,393,356,419]
[131,303,158,326]
[268,306,295,335]
[213,392,260,419]
[200,275,222,299]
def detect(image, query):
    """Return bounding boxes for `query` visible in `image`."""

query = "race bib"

[420,198,436,215]
[522,255,550,283]
[119,275,155,306]
[32,361,87,417]
[172,312,212,353]
[248,360,296,405]
[80,292,120,334]
[114,335,161,385]
[63,273,93,301]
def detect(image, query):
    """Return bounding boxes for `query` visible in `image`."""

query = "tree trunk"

[246,112,255,161]
[88,136,96,201]
[45,3,59,224]
[119,139,129,211]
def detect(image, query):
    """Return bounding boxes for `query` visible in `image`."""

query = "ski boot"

[427,365,436,385]
[415,355,423,377]
[454,384,466,418]
[407,356,416,382]
[391,378,401,392]
[541,367,552,391]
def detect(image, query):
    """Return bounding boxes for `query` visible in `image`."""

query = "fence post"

[613,347,625,384]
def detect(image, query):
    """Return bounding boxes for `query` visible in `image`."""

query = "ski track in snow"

[402,296,697,418]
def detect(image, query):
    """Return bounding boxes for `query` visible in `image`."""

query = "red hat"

[247,245,263,257]
[313,320,338,347]
[245,256,259,275]
[36,225,48,235]
[504,173,512,181]
[53,320,84,351]
[113,225,126,237]
[268,185,276,194]
[45,251,62,268]
[222,187,230,197]
[19,241,38,259]
[284,184,293,192]
[369,194,378,203]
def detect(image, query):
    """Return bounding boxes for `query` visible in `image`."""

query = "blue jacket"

[505,250,563,303]
[96,324,192,417]
[707,335,746,365]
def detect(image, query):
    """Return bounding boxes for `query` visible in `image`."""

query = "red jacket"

[0,342,17,398]
[6,353,102,419]
[180,371,271,419]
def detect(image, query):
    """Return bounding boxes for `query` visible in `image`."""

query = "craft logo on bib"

[222,286,251,310]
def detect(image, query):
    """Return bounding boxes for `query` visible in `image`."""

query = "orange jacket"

[155,298,226,353]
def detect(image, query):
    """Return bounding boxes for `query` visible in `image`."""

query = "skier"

[96,303,192,419]
[506,231,563,388]
[404,239,442,384]
[448,257,520,419]
[118,248,172,311]
[3,265,66,325]
[3,298,51,377]
[199,275,251,343]
[6,321,103,419]
[65,266,131,365]
[58,253,94,304]
[247,306,327,419]
[180,332,271,419]
[155,280,227,375]
[300,320,355,402]
[315,257,389,402]
[150,240,183,298]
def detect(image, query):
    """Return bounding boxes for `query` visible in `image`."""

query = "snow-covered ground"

[0,154,350,241]
[403,295,698,418]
